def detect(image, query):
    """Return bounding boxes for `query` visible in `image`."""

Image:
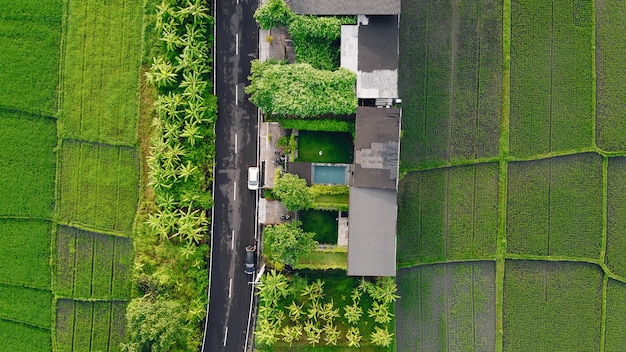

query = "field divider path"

[601,156,608,261]
[495,0,512,349]
[600,273,608,351]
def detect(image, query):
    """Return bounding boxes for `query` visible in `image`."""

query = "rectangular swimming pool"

[312,164,348,185]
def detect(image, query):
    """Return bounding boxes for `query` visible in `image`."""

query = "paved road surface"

[203,0,259,351]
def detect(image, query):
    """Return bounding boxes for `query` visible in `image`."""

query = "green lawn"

[297,250,347,269]
[300,209,339,244]
[296,131,354,163]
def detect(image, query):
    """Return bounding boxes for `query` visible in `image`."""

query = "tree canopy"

[273,172,314,211]
[253,0,293,29]
[265,220,317,266]
[246,60,357,117]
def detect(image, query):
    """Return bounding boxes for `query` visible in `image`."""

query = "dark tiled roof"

[352,106,401,190]
[290,0,401,15]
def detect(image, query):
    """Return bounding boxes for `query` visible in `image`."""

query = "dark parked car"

[244,245,256,275]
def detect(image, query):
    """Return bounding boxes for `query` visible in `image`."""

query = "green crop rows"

[398,0,502,168]
[606,157,626,277]
[59,0,142,145]
[0,0,62,115]
[55,226,132,300]
[55,299,127,352]
[506,153,603,258]
[397,162,498,266]
[595,0,626,151]
[0,111,57,218]
[58,140,139,233]
[397,0,626,351]
[396,262,496,352]
[509,0,594,157]
[503,261,602,351]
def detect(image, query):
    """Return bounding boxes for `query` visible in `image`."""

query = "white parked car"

[247,166,259,190]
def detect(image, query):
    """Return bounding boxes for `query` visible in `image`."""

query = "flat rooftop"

[347,187,397,276]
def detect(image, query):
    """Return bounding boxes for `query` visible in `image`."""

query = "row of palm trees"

[255,271,397,347]
[145,0,216,251]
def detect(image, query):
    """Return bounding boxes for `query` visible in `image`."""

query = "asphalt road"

[203,0,259,351]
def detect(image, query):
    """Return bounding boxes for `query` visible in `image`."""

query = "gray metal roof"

[352,106,401,190]
[347,187,397,276]
[290,0,401,15]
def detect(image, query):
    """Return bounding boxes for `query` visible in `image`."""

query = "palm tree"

[184,100,208,124]
[154,1,175,33]
[367,301,392,324]
[306,299,321,322]
[180,121,203,147]
[180,0,210,24]
[345,326,362,348]
[281,324,302,346]
[320,299,339,323]
[370,326,394,347]
[351,286,362,303]
[323,323,340,345]
[343,302,362,325]
[179,241,196,259]
[376,276,401,305]
[177,160,198,182]
[156,192,177,210]
[305,323,321,346]
[255,318,280,346]
[257,270,289,307]
[287,301,304,322]
[160,25,182,53]
[145,56,178,88]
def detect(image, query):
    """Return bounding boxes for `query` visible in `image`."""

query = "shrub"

[253,0,293,30]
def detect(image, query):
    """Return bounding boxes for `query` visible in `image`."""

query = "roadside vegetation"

[123,0,216,350]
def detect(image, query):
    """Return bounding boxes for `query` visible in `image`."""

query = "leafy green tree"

[370,326,394,347]
[246,60,357,117]
[273,173,314,211]
[345,326,362,348]
[122,297,191,352]
[253,0,293,29]
[265,220,317,266]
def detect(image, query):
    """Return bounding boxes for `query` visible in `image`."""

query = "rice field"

[396,262,496,352]
[595,0,626,151]
[397,163,499,265]
[0,319,51,352]
[502,261,602,351]
[55,299,127,352]
[0,111,57,218]
[398,0,502,168]
[59,0,142,145]
[509,0,594,157]
[58,140,139,233]
[506,153,603,258]
[54,226,133,300]
[397,0,626,350]
[0,219,51,289]
[0,284,52,329]
[0,0,62,115]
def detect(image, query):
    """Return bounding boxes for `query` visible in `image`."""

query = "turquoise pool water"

[312,165,347,185]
